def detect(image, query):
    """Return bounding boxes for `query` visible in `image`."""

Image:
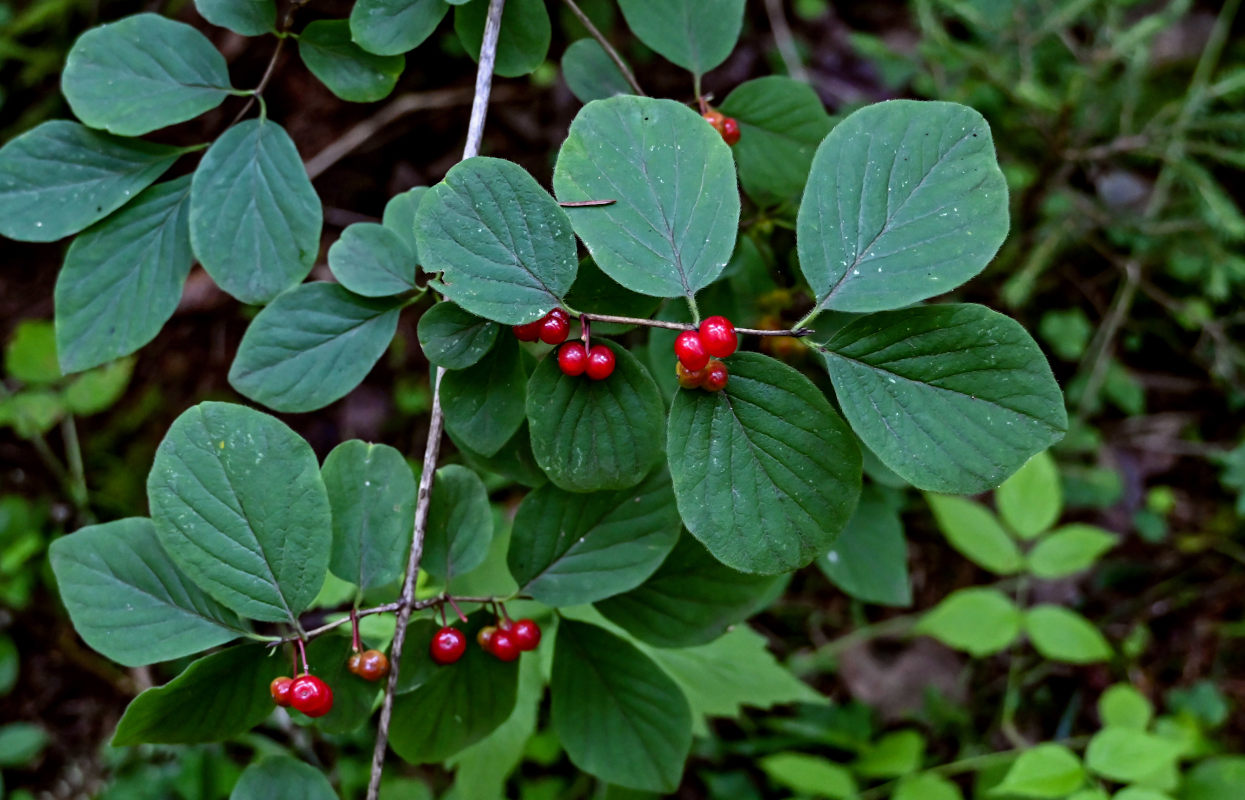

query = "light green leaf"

[916,587,1021,656]
[1115,789,1174,800]
[1099,684,1153,731]
[759,752,856,799]
[1027,524,1117,579]
[854,729,925,778]
[230,756,337,800]
[894,773,963,800]
[925,494,1023,575]
[64,358,134,415]
[991,743,1084,798]
[146,402,332,623]
[617,0,743,76]
[527,341,665,493]
[298,19,404,103]
[1181,756,1245,800]
[454,0,550,77]
[49,518,244,667]
[417,302,499,370]
[0,120,181,242]
[553,95,740,299]
[416,156,577,324]
[350,0,447,56]
[667,352,861,575]
[424,465,494,582]
[818,486,911,606]
[229,283,402,413]
[820,304,1067,494]
[196,0,276,36]
[797,100,1009,314]
[56,176,193,373]
[323,440,415,591]
[189,119,322,305]
[5,320,59,384]
[328,222,415,297]
[1085,728,1181,784]
[442,335,528,456]
[996,450,1062,539]
[63,14,231,136]
[0,723,49,768]
[551,620,692,792]
[1025,605,1111,664]
[562,38,632,103]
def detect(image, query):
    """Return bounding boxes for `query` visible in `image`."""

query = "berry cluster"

[429,617,542,665]
[674,316,736,391]
[513,308,570,345]
[270,674,334,718]
[702,108,741,145]
[557,342,614,380]
[347,648,390,682]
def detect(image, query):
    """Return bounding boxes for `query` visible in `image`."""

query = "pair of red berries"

[557,342,615,380]
[514,309,570,345]
[674,316,736,390]
[270,674,333,717]
[478,618,542,662]
[347,648,389,682]
[703,109,741,146]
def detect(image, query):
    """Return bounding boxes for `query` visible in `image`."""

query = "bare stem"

[272,594,510,646]
[229,35,287,128]
[763,0,809,83]
[578,311,813,338]
[561,0,645,96]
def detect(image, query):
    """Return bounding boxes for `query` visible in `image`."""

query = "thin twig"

[561,0,645,96]
[272,595,510,645]
[578,311,813,338]
[558,199,616,207]
[763,0,809,83]
[229,36,288,128]
[365,2,506,796]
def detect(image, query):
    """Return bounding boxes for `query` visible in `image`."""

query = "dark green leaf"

[562,38,632,103]
[553,96,739,299]
[230,756,337,800]
[298,20,404,103]
[146,402,332,623]
[797,100,1009,314]
[820,304,1067,494]
[49,518,244,667]
[55,176,193,373]
[527,341,664,493]
[817,487,911,606]
[323,440,416,591]
[350,0,447,56]
[719,76,834,205]
[1182,757,1245,800]
[667,352,861,574]
[416,156,577,324]
[509,468,680,605]
[616,0,743,76]
[0,723,49,767]
[417,302,499,369]
[195,0,276,36]
[328,222,415,297]
[596,533,785,647]
[454,0,550,78]
[551,620,691,792]
[451,422,548,488]
[63,14,232,136]
[424,465,494,581]
[563,258,661,335]
[228,283,403,413]
[441,335,528,456]
[393,618,441,695]
[304,635,379,734]
[382,185,428,256]
[0,120,181,242]
[113,645,286,745]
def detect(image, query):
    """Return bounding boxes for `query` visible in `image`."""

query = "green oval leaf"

[189,119,323,305]
[527,341,664,493]
[441,335,528,456]
[49,517,244,666]
[993,743,1085,799]
[915,587,1021,657]
[416,156,577,324]
[796,100,1009,314]
[667,352,862,574]
[328,222,415,297]
[64,358,134,415]
[562,38,632,103]
[452,421,547,489]
[55,176,193,373]
[563,257,661,335]
[424,464,494,582]
[1099,684,1153,731]
[596,532,786,647]
[553,96,740,299]
[0,120,181,242]
[925,494,1024,575]
[1085,728,1181,784]
[112,645,286,745]
[818,486,911,607]
[349,0,447,56]
[195,0,276,36]
[304,634,380,733]
[453,0,550,78]
[551,619,692,792]
[323,440,416,591]
[382,185,427,255]
[5,320,59,383]
[616,0,743,76]
[508,467,680,605]
[146,402,332,623]
[228,283,403,413]
[298,19,404,103]
[820,304,1067,494]
[230,756,337,800]
[996,450,1062,539]
[1027,524,1117,579]
[63,14,232,136]
[1024,605,1111,664]
[417,302,499,370]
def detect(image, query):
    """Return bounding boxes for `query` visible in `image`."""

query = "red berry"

[585,345,615,380]
[557,342,588,376]
[539,309,570,345]
[347,652,363,676]
[511,619,542,651]
[721,117,741,145]
[703,360,729,392]
[430,626,467,665]
[702,109,726,134]
[513,320,541,341]
[674,330,710,371]
[356,649,390,681]
[289,674,333,717]
[699,316,737,357]
[489,629,521,662]
[676,361,707,389]
[270,676,293,707]
[476,625,497,649]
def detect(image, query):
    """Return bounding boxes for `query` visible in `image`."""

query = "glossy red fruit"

[699,316,737,358]
[289,674,334,717]
[721,117,741,145]
[270,676,293,707]
[674,330,710,371]
[703,359,729,392]
[489,629,521,662]
[585,345,615,380]
[356,649,390,681]
[430,627,467,665]
[539,309,570,345]
[702,109,726,134]
[511,619,542,651]
[676,362,707,389]
[513,320,541,341]
[557,342,588,376]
